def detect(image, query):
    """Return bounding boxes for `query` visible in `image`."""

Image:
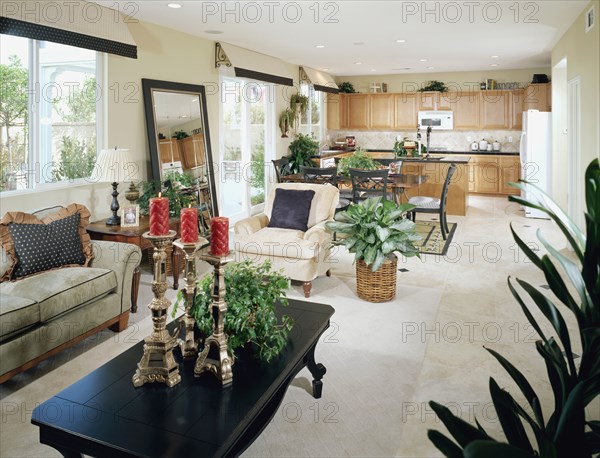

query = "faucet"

[425,126,432,158]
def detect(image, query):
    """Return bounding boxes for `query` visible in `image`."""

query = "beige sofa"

[234,183,339,297]
[0,206,141,383]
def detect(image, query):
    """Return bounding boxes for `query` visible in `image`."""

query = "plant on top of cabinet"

[418,81,448,92]
[338,82,356,93]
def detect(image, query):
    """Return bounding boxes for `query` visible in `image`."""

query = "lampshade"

[93,148,138,183]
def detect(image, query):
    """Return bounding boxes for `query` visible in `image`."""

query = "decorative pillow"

[0,204,93,281]
[267,189,315,232]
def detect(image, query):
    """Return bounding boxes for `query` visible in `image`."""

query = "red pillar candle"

[149,193,170,235]
[210,217,229,256]
[180,206,199,243]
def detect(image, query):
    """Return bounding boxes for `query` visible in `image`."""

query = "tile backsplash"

[327,130,521,153]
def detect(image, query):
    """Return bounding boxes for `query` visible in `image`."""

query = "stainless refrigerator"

[519,110,552,219]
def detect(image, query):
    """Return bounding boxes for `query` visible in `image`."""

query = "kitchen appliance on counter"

[417,111,453,130]
[520,110,552,219]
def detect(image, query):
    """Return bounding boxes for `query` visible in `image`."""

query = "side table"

[87,216,182,313]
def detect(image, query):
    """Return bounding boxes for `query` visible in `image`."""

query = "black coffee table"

[31,299,334,458]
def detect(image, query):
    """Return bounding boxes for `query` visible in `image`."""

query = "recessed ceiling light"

[426,66,434,70]
[419,58,428,62]
[316,45,325,48]
[205,30,223,34]
[322,68,329,71]
[396,39,406,43]
[167,3,182,8]
[491,63,499,67]
[491,55,500,58]
[354,61,362,65]
[392,67,412,70]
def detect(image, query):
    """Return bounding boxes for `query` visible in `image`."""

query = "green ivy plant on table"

[427,159,600,457]
[174,260,294,363]
[336,148,380,176]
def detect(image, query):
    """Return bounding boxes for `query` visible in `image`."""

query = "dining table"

[281,172,428,206]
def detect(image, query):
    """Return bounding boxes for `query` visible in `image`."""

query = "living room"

[1,1,599,457]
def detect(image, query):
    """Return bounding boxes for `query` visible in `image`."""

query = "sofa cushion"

[268,188,315,232]
[0,267,117,322]
[236,227,320,260]
[0,204,94,281]
[0,295,40,340]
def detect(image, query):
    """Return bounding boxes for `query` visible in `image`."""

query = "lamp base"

[105,214,121,226]
[105,182,121,226]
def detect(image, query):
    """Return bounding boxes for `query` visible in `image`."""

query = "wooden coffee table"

[87,216,182,313]
[31,299,334,458]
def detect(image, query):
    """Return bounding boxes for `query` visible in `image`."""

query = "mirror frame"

[141,78,219,216]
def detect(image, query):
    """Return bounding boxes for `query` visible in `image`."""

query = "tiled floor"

[1,195,590,457]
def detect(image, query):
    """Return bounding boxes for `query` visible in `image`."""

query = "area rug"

[413,220,457,255]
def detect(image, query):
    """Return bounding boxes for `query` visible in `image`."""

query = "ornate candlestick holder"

[194,248,235,386]
[132,230,181,388]
[173,237,209,359]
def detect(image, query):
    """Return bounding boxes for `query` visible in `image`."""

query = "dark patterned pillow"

[8,213,85,278]
[0,203,93,281]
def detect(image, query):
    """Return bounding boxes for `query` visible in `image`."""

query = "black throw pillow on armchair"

[267,189,315,232]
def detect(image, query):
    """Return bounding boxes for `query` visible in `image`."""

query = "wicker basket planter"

[356,254,398,302]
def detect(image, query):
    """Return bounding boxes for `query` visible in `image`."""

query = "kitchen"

[315,75,552,216]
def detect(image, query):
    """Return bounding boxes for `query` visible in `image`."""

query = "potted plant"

[337,148,380,176]
[287,133,319,173]
[138,170,197,217]
[418,80,448,92]
[174,260,293,363]
[338,82,356,93]
[278,108,295,138]
[427,159,600,457]
[289,93,309,118]
[326,197,421,302]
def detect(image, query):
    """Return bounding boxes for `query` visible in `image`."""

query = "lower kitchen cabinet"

[469,155,521,195]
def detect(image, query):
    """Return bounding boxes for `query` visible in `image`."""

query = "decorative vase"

[355,255,398,302]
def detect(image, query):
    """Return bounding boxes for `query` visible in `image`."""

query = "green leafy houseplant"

[138,170,196,217]
[427,159,600,457]
[289,93,309,118]
[393,138,427,158]
[337,148,380,176]
[418,80,448,92]
[278,108,295,138]
[174,260,293,363]
[326,197,421,272]
[338,82,356,93]
[287,133,319,173]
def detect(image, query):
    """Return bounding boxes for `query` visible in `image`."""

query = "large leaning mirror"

[142,79,219,231]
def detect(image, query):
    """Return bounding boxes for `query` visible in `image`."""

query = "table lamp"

[94,148,135,226]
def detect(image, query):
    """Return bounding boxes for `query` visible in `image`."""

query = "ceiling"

[96,1,589,76]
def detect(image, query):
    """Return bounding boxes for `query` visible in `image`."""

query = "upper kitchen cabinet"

[480,90,511,130]
[393,93,418,129]
[326,93,342,130]
[524,83,551,112]
[510,89,525,130]
[346,94,369,129]
[417,91,452,111]
[452,91,480,130]
[368,94,394,129]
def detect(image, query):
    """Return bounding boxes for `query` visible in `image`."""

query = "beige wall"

[1,20,299,217]
[334,68,551,94]
[551,0,600,219]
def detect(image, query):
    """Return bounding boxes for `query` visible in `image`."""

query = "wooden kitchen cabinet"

[473,156,500,193]
[480,91,511,129]
[524,83,551,112]
[393,93,418,129]
[159,138,181,164]
[326,93,347,130]
[347,94,369,129]
[368,94,394,129]
[510,89,525,130]
[499,156,521,195]
[452,91,480,130]
[180,133,205,170]
[418,91,436,110]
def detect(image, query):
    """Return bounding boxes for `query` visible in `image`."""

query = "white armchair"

[234,183,339,297]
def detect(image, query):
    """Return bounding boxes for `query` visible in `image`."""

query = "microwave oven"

[417,111,454,130]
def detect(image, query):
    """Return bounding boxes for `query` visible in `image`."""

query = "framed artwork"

[121,205,139,227]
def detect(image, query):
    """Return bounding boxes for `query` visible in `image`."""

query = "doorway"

[567,76,582,227]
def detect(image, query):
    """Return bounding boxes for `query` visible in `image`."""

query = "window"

[220,77,274,221]
[298,84,323,143]
[0,34,101,192]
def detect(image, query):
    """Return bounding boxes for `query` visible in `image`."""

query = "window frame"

[0,36,104,195]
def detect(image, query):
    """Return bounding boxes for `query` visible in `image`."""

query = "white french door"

[220,78,274,223]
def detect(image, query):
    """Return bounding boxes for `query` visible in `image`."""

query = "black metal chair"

[300,165,351,212]
[349,168,390,203]
[408,164,457,240]
[272,157,291,183]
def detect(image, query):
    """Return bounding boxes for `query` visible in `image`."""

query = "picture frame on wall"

[121,205,139,227]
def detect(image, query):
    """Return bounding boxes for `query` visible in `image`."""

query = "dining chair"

[300,165,351,213]
[349,168,390,203]
[408,163,457,240]
[272,157,291,183]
